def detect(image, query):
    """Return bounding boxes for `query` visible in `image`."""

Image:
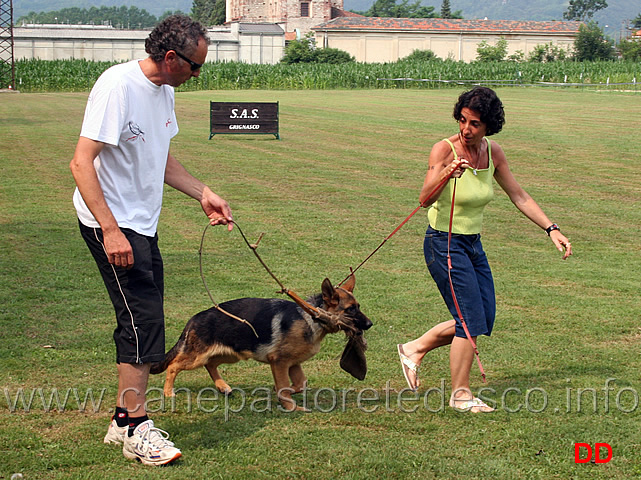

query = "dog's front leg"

[270,362,307,412]
[288,364,307,393]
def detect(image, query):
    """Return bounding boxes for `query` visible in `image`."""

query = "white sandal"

[449,396,494,413]
[397,344,419,392]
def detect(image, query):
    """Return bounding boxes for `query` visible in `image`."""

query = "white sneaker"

[103,418,128,444]
[122,420,182,466]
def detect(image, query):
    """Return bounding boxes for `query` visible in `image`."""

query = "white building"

[313,18,582,63]
[12,18,583,65]
[13,22,285,64]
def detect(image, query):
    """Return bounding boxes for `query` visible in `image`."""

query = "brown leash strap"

[199,224,259,337]
[279,288,341,333]
[202,220,342,333]
[338,159,463,286]
[199,161,463,336]
[232,221,343,331]
[447,178,486,382]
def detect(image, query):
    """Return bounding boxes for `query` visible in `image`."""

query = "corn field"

[13,58,641,92]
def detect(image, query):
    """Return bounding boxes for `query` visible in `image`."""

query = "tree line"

[15,0,641,61]
[349,0,462,19]
[17,0,639,27]
[16,6,182,29]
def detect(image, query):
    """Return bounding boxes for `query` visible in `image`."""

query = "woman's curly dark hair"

[145,14,209,63]
[452,86,505,136]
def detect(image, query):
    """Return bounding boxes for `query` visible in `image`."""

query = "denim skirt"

[423,226,496,338]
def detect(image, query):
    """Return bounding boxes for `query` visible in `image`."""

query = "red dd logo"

[574,443,613,463]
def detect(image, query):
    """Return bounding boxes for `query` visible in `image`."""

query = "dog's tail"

[150,349,176,374]
[149,333,184,374]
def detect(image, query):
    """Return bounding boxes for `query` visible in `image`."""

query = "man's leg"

[118,363,150,419]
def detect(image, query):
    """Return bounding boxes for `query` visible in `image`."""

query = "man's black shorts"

[79,221,165,364]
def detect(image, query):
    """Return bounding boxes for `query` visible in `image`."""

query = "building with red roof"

[312,17,582,62]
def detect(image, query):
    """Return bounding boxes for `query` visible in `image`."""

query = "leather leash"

[231,220,344,332]
[338,159,463,287]
[199,158,486,380]
[199,225,259,337]
[334,158,486,381]
[199,221,344,335]
[447,178,486,382]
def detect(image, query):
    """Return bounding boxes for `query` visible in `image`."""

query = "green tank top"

[427,138,495,234]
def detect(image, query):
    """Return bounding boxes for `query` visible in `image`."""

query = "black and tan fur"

[150,275,372,411]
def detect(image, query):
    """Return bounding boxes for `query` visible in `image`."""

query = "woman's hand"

[451,159,471,178]
[550,230,572,260]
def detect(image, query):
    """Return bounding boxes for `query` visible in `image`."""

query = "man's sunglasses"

[173,50,203,71]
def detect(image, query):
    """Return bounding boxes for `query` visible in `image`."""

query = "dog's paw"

[215,380,233,396]
[290,384,307,394]
[278,402,309,413]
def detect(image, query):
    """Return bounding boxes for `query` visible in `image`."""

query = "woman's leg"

[449,336,493,412]
[400,319,456,389]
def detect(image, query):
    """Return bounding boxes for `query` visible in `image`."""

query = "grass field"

[1,88,640,479]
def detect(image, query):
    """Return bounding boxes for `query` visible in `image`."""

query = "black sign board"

[210,102,280,139]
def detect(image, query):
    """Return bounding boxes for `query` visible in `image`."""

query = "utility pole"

[0,0,15,90]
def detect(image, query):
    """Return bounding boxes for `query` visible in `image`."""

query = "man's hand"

[103,228,134,268]
[201,187,233,231]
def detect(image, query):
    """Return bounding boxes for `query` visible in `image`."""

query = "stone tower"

[226,0,349,37]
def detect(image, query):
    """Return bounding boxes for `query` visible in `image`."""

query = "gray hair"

[145,14,209,63]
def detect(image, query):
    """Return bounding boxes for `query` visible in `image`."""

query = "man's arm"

[164,152,233,230]
[70,136,134,268]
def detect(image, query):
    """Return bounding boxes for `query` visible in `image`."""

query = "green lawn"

[1,88,640,479]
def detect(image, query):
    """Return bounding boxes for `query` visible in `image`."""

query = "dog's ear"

[340,337,367,380]
[321,278,339,308]
[341,273,355,293]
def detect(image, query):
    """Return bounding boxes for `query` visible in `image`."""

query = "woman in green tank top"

[397,87,572,413]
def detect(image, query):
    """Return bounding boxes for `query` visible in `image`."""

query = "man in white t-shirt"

[70,14,232,466]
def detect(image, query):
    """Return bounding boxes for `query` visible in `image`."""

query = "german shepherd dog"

[150,275,372,411]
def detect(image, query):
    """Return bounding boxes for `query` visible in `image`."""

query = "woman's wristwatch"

[545,223,560,236]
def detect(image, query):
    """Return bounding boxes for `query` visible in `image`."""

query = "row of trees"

[356,0,608,21]
[17,6,181,29]
[476,22,641,62]
[13,0,469,27]
[16,1,641,62]
[17,0,638,29]
[193,0,639,27]
[563,0,608,22]
[352,0,462,19]
[17,1,226,29]
[191,0,226,26]
[195,0,462,24]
